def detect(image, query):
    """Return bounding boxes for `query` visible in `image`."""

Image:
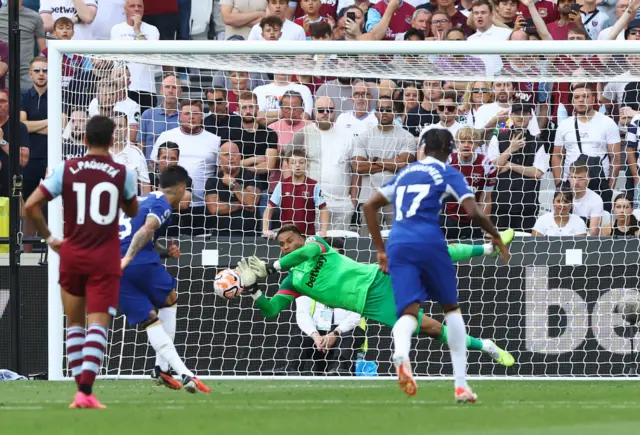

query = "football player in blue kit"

[364,129,509,403]
[119,165,210,394]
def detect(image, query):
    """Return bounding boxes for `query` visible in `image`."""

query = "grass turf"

[0,381,639,435]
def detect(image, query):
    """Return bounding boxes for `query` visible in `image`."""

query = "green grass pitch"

[1,380,639,435]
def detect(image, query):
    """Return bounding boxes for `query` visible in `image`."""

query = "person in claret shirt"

[288,0,337,20]
[366,0,416,40]
[41,17,83,87]
[142,0,179,40]
[294,0,333,37]
[546,0,581,39]
[518,0,558,23]
[434,0,472,34]
[442,126,497,240]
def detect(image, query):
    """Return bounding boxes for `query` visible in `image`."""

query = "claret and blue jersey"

[377,156,475,314]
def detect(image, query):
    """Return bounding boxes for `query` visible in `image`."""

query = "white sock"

[392,315,418,360]
[146,322,193,378]
[445,310,468,389]
[155,306,177,372]
[482,243,493,256]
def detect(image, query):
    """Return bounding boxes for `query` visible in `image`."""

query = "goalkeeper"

[237,225,515,366]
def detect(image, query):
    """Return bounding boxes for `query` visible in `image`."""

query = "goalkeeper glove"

[236,258,260,294]
[248,255,280,278]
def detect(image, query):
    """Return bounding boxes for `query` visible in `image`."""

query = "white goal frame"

[47,39,640,381]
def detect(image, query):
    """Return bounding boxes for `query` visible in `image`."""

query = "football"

[214,268,244,300]
[617,292,640,325]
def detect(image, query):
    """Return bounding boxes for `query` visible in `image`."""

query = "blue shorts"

[387,241,458,317]
[119,263,176,326]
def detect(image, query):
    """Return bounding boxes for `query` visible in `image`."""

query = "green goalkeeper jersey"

[253,236,378,317]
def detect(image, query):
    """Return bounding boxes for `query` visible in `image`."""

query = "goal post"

[47,39,640,381]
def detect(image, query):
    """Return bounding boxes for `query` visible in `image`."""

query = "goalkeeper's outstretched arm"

[236,258,298,318]
[252,291,296,318]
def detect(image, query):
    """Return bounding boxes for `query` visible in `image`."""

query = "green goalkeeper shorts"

[362,270,424,335]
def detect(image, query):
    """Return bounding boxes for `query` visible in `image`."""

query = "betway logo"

[51,6,77,14]
[525,266,639,355]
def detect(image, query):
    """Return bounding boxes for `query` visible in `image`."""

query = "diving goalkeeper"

[237,224,515,366]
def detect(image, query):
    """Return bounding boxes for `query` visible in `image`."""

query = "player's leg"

[447,229,515,262]
[418,315,514,367]
[60,279,87,388]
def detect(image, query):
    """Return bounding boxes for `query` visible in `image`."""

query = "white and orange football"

[213,268,244,300]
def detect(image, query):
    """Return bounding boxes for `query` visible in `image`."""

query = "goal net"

[47,40,640,380]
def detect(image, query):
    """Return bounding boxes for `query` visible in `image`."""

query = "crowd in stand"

[1,0,640,243]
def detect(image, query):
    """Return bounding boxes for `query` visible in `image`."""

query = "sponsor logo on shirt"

[306,256,327,288]
[51,6,77,14]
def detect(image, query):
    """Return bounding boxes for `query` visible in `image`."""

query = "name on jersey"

[396,164,444,185]
[305,256,327,288]
[68,160,121,178]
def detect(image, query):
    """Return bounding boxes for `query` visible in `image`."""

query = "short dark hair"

[206,87,227,100]
[441,90,458,102]
[260,16,283,30]
[85,115,115,147]
[277,224,303,238]
[568,26,591,40]
[404,28,425,40]
[325,237,345,254]
[180,99,203,109]
[158,141,180,158]
[281,90,303,107]
[54,16,74,28]
[310,21,332,39]
[159,165,190,189]
[554,189,574,204]
[287,147,307,160]
[472,0,493,12]
[421,128,455,155]
[570,159,589,175]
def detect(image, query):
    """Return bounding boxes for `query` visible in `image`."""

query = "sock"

[79,324,107,395]
[155,305,177,372]
[445,311,468,389]
[66,326,85,386]
[392,315,418,360]
[448,244,486,262]
[146,322,193,378]
[437,325,484,351]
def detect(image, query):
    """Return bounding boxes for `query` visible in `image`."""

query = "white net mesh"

[50,43,640,379]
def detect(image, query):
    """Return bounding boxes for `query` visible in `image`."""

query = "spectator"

[111,0,161,112]
[431,28,490,76]
[404,80,442,137]
[292,293,364,375]
[518,0,558,24]
[341,5,366,40]
[626,111,640,206]
[316,77,358,118]
[62,108,87,160]
[552,83,621,211]
[459,81,493,127]
[40,0,97,39]
[212,70,256,115]
[40,17,84,89]
[111,112,151,194]
[598,0,631,40]
[0,91,30,198]
[289,96,358,231]
[430,11,451,39]
[92,0,126,40]
[468,2,513,74]
[88,67,141,142]
[263,147,328,237]
[352,96,416,234]
[0,40,6,91]
[63,57,113,112]
[569,159,605,236]
[309,20,332,39]
[335,80,377,136]
[294,0,334,37]
[253,72,313,124]
[417,91,464,159]
[495,0,518,27]
[137,72,181,159]
[602,193,640,236]
[205,141,260,235]
[442,126,496,239]
[220,0,266,40]
[152,100,221,206]
[0,0,46,91]
[546,0,581,40]
[397,8,431,39]
[151,142,192,211]
[579,0,609,40]
[366,0,415,40]
[248,0,305,40]
[230,91,278,207]
[19,56,49,212]
[435,0,471,34]
[204,88,242,142]
[532,190,588,236]
[289,0,337,20]
[403,26,425,39]
[260,15,282,39]
[488,102,548,232]
[142,0,179,40]
[400,82,421,122]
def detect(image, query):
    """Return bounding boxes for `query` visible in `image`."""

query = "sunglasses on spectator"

[629,29,640,36]
[316,108,334,113]
[33,68,48,73]
[376,107,393,113]
[438,105,457,112]
[471,88,489,93]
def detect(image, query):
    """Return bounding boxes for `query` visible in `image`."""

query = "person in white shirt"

[152,101,221,207]
[92,0,125,40]
[40,0,97,39]
[334,80,377,137]
[418,91,464,159]
[111,112,150,194]
[568,159,605,235]
[552,83,621,211]
[597,0,629,40]
[248,0,305,40]
[467,0,512,74]
[110,0,161,111]
[253,72,313,124]
[532,190,589,237]
[288,96,358,231]
[580,0,610,40]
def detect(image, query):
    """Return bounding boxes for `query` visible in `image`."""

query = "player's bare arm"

[363,191,391,273]
[24,188,61,252]
[121,216,161,269]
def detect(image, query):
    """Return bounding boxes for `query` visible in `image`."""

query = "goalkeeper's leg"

[447,229,514,262]
[418,313,515,367]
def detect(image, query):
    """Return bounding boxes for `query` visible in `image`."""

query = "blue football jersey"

[119,191,173,265]
[378,156,474,246]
